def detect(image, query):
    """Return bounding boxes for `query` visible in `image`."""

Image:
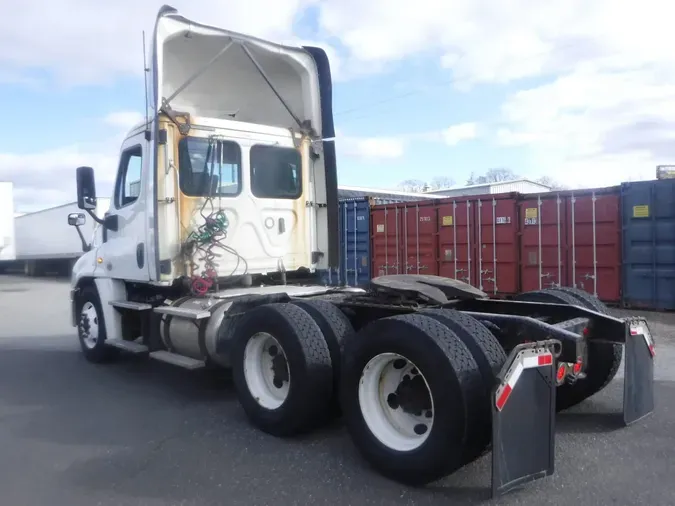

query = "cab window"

[115,145,143,209]
[250,145,302,199]
[178,137,241,197]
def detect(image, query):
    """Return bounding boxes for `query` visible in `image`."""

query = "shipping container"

[370,200,439,278]
[323,198,372,286]
[437,193,520,296]
[370,193,520,296]
[519,187,621,303]
[621,179,675,310]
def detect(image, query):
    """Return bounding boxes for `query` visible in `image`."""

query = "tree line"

[397,168,566,193]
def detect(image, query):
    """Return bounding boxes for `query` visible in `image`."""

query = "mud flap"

[623,318,655,426]
[491,341,559,498]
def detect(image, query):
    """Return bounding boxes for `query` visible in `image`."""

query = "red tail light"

[556,364,566,382]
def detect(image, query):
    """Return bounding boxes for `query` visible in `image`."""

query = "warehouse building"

[423,179,551,198]
[337,185,442,203]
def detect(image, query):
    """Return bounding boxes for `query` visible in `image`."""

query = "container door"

[401,203,439,276]
[520,195,566,292]
[437,199,474,285]
[566,190,621,302]
[340,199,371,286]
[622,180,675,310]
[476,197,519,296]
[371,205,404,276]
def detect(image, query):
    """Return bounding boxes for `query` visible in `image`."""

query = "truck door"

[98,132,151,281]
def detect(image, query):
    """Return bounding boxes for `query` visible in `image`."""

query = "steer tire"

[230,303,333,437]
[290,299,354,413]
[340,313,484,486]
[514,288,623,411]
[420,308,507,462]
[76,286,117,363]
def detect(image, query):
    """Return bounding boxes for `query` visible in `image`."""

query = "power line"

[333,40,587,124]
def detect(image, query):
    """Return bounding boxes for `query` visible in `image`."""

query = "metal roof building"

[423,179,551,198]
[337,185,442,203]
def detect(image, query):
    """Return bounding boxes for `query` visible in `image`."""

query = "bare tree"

[467,168,519,185]
[535,176,567,190]
[429,176,455,190]
[397,179,428,192]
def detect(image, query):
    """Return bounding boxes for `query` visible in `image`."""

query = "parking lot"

[0,275,673,506]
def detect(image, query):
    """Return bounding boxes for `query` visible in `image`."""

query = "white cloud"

[103,111,145,130]
[0,143,120,213]
[497,66,675,186]
[339,135,406,159]
[2,0,319,85]
[315,0,675,187]
[337,122,478,160]
[442,123,477,146]
[0,111,134,212]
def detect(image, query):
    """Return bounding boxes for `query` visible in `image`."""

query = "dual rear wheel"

[230,301,507,485]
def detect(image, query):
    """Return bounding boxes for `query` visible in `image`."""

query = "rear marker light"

[495,350,554,412]
[573,359,583,375]
[556,364,566,382]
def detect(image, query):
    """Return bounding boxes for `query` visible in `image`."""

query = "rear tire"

[514,288,623,411]
[420,308,506,462]
[230,303,334,437]
[340,313,484,485]
[290,299,354,412]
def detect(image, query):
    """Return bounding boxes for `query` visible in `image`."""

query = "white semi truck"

[67,5,655,496]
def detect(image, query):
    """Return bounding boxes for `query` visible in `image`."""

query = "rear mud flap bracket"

[491,340,559,498]
[623,318,655,426]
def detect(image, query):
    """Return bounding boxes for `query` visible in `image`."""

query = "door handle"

[278,217,286,234]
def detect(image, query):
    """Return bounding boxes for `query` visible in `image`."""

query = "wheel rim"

[358,353,435,452]
[243,332,291,410]
[79,301,99,350]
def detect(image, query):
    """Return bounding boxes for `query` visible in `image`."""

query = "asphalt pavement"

[0,275,673,506]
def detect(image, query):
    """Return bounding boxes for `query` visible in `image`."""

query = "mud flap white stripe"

[491,341,558,499]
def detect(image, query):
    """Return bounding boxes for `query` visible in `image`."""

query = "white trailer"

[15,199,110,276]
[0,182,16,273]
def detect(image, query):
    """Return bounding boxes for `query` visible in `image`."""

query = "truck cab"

[70,4,338,292]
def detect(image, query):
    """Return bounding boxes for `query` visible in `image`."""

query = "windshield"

[178,137,242,197]
[250,145,302,200]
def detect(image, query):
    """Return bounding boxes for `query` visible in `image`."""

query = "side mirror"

[76,166,97,210]
[68,212,86,227]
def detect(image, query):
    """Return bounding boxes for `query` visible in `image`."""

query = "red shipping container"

[402,202,439,276]
[519,194,567,291]
[437,193,520,296]
[370,201,438,277]
[518,187,621,302]
[437,199,473,285]
[371,204,405,276]
[566,188,621,302]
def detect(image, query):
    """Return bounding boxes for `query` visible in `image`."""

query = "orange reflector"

[556,364,566,382]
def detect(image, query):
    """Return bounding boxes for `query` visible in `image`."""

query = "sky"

[1,0,673,212]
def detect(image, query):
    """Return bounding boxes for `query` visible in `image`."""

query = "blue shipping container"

[621,179,675,309]
[322,198,372,287]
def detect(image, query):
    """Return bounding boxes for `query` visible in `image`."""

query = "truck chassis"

[70,273,654,497]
